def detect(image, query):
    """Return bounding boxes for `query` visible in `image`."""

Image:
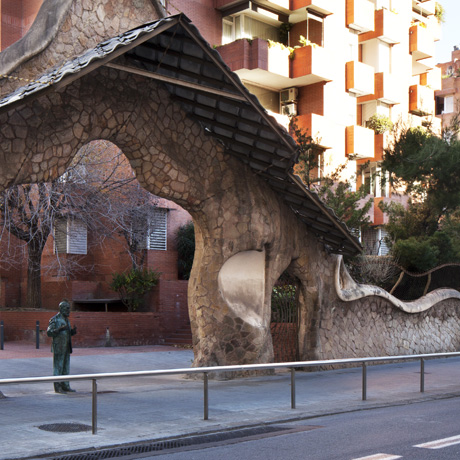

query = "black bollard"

[0,320,3,350]
[36,320,40,349]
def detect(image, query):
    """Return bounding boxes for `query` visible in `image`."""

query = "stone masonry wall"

[316,297,460,360]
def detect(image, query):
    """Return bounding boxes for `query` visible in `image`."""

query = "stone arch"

[1,64,333,366]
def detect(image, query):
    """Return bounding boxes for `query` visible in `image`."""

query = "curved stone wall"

[317,296,460,359]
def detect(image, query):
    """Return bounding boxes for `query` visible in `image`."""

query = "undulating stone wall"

[316,297,460,359]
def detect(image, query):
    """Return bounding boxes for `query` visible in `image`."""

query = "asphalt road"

[128,396,460,460]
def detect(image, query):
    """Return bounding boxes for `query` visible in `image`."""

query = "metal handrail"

[1,351,460,435]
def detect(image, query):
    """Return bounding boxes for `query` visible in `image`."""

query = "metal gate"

[270,275,299,362]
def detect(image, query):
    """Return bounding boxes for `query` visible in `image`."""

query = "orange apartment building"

[170,0,442,255]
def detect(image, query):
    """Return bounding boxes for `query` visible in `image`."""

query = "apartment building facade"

[170,0,441,255]
[436,46,460,132]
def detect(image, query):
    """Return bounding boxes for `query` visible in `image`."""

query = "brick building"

[435,46,460,131]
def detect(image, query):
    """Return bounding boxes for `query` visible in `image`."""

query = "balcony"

[409,24,434,61]
[293,0,334,15]
[346,61,374,96]
[420,66,441,91]
[412,56,434,76]
[290,45,334,85]
[296,113,342,149]
[409,84,434,115]
[427,14,442,41]
[346,0,375,33]
[358,72,401,105]
[413,0,436,16]
[218,39,291,90]
[359,8,402,44]
[346,125,375,159]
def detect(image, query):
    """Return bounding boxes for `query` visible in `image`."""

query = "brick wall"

[0,310,172,346]
[1,0,43,50]
[298,82,324,116]
[170,0,222,46]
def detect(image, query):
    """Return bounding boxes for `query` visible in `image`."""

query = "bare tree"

[0,140,157,308]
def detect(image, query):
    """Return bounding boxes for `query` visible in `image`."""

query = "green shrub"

[110,268,161,311]
[366,114,394,134]
[392,238,438,273]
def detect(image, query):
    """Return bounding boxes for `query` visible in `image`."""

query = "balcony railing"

[346,61,374,96]
[358,72,401,105]
[290,45,334,85]
[409,84,434,115]
[409,24,435,61]
[346,125,375,159]
[346,0,375,33]
[359,8,401,44]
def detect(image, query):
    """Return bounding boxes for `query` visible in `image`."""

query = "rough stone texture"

[0,0,162,97]
[317,297,460,360]
[0,65,333,367]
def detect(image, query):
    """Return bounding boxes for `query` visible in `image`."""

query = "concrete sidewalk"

[1,342,460,460]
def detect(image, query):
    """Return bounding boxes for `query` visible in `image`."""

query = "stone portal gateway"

[0,7,361,367]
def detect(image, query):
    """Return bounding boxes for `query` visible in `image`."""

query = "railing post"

[362,362,367,401]
[420,358,425,393]
[203,372,209,420]
[0,321,3,350]
[290,368,296,409]
[36,321,40,349]
[92,379,97,435]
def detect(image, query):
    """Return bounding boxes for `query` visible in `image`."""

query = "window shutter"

[54,218,87,255]
[148,209,168,251]
[68,219,87,255]
[54,218,68,254]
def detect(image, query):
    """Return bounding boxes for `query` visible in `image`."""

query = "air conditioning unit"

[280,87,298,104]
[281,102,297,117]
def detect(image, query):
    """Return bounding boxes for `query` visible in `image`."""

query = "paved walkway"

[1,342,460,460]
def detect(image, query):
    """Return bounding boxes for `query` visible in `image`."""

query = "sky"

[435,0,460,64]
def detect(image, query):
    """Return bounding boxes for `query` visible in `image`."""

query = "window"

[54,217,87,255]
[221,2,284,45]
[444,96,454,113]
[147,209,168,251]
[436,95,455,115]
[130,208,168,251]
[362,163,388,198]
[306,10,324,47]
[361,227,390,256]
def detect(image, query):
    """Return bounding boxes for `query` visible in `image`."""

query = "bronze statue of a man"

[47,300,77,393]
